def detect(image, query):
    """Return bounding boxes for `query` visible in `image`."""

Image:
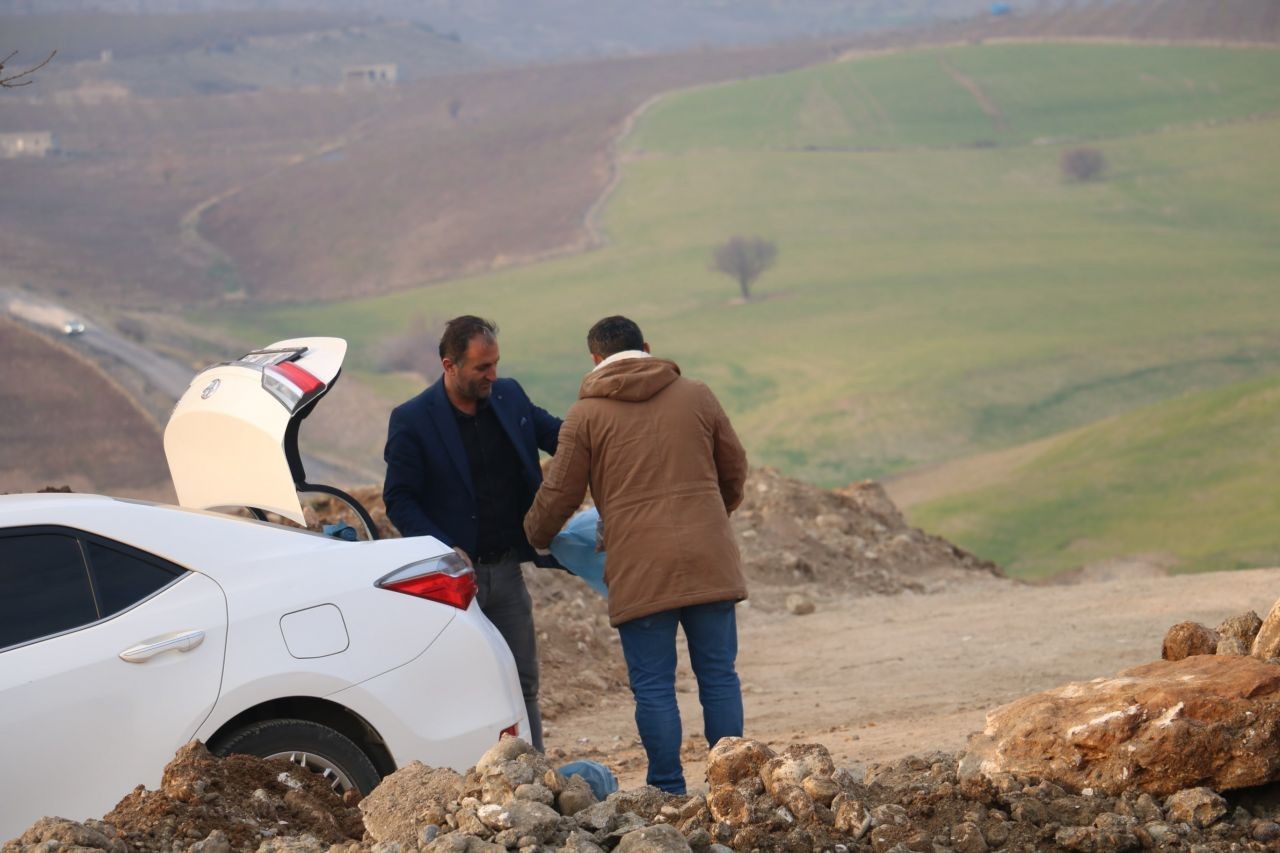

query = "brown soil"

[102,742,363,851]
[0,318,173,499]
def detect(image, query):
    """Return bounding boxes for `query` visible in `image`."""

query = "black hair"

[587,315,644,358]
[439,315,497,364]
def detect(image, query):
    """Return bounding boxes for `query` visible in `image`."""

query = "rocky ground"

[12,470,1280,850]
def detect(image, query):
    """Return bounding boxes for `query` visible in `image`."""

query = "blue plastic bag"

[549,507,608,597]
[557,759,618,801]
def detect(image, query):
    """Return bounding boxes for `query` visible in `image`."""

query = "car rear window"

[85,541,183,617]
[0,533,97,649]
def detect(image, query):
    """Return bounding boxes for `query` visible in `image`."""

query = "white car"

[0,338,528,841]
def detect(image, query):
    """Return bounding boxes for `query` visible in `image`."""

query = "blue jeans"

[616,600,744,794]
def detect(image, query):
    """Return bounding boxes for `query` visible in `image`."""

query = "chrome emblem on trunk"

[200,378,221,399]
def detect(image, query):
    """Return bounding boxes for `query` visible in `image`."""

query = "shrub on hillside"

[1061,146,1107,183]
[373,314,443,382]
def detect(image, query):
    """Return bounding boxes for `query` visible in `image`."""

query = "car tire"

[210,718,382,795]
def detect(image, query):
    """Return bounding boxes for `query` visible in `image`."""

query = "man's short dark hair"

[587,315,645,358]
[439,315,497,364]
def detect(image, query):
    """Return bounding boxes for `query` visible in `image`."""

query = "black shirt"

[452,398,530,562]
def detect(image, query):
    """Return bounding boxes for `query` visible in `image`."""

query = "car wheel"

[210,719,382,795]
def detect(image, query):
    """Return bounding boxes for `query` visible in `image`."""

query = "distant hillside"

[0,0,998,59]
[1,12,487,96]
[0,318,172,499]
[208,43,1280,492]
[902,372,1280,579]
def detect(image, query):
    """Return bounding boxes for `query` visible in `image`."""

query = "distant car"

[0,337,528,840]
[62,320,85,335]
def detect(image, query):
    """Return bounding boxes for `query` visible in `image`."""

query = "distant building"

[342,63,398,89]
[0,131,57,158]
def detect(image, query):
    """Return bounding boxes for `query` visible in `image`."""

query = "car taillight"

[262,361,325,413]
[500,723,519,740]
[376,552,477,610]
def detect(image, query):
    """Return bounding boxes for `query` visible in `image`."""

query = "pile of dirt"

[305,470,1003,725]
[731,467,1002,596]
[11,734,1280,852]
[3,742,363,853]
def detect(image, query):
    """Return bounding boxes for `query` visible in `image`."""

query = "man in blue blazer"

[383,315,562,751]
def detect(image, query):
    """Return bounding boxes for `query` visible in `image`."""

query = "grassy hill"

[201,43,1280,499]
[903,373,1280,579]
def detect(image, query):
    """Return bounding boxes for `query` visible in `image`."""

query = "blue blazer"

[382,377,562,563]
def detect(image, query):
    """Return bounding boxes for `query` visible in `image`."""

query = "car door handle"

[119,630,206,663]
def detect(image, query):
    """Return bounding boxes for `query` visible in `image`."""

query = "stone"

[831,796,871,839]
[609,786,671,821]
[1219,611,1263,645]
[190,830,231,853]
[707,788,751,827]
[951,821,987,853]
[1252,820,1280,842]
[475,801,560,841]
[959,655,1280,795]
[614,824,693,852]
[1162,621,1218,660]
[359,762,464,846]
[801,775,840,807]
[1256,598,1280,659]
[1164,788,1228,829]
[422,837,504,853]
[705,738,775,788]
[558,830,607,852]
[514,783,555,806]
[785,594,815,616]
[557,774,598,816]
[759,743,835,800]
[2,817,127,853]
[683,826,712,849]
[475,736,536,775]
[573,800,621,834]
[254,836,327,853]
[1217,636,1250,656]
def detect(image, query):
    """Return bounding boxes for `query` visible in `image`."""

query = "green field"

[202,42,1280,574]
[909,373,1280,578]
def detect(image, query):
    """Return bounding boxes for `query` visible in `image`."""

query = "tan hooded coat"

[524,356,749,626]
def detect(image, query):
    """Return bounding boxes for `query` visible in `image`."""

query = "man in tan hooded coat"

[524,315,749,794]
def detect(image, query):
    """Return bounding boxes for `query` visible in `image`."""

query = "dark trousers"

[475,552,543,752]
[617,600,744,794]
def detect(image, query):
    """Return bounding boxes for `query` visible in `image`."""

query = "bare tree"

[1,50,56,88]
[712,236,777,301]
[1061,147,1106,183]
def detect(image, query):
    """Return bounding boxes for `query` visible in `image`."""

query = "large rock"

[359,762,464,846]
[959,655,1280,795]
[1253,598,1280,659]
[1218,611,1262,646]
[705,738,775,788]
[1161,621,1217,661]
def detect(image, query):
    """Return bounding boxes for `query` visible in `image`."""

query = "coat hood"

[579,357,681,403]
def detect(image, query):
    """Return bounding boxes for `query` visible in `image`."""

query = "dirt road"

[547,567,1280,790]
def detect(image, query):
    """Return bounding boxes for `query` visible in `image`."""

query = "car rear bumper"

[328,605,529,772]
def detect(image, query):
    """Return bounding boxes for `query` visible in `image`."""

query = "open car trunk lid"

[164,337,346,525]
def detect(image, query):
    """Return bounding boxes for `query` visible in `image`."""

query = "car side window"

[86,541,183,617]
[0,533,98,650]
